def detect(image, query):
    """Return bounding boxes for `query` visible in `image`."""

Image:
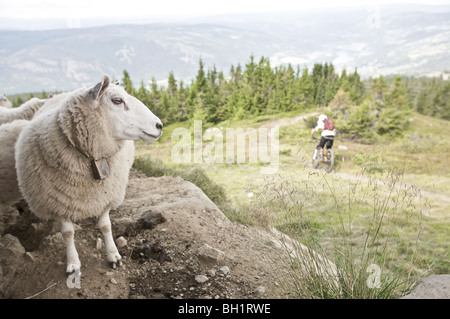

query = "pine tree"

[341,98,376,143]
[195,59,207,94]
[168,72,177,96]
[377,76,411,137]
[433,81,450,120]
[329,88,351,111]
[348,69,365,104]
[177,80,189,122]
[122,70,135,95]
[371,75,388,101]
[299,67,314,108]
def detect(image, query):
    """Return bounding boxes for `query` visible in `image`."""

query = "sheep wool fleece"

[0,120,30,207]
[15,89,135,222]
[0,97,46,125]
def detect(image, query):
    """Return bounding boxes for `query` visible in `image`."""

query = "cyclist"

[311,114,335,160]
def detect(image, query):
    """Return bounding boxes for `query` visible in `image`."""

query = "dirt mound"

[0,170,290,299]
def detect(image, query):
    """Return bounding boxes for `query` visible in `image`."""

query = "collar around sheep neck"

[57,115,98,161]
[57,114,111,180]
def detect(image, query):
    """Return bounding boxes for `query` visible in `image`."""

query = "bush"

[303,115,318,129]
[376,107,410,138]
[334,99,377,143]
[133,157,227,207]
[353,153,387,173]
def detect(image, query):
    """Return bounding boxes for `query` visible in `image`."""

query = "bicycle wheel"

[312,149,320,169]
[324,149,334,173]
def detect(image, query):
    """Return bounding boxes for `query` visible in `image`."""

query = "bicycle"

[312,138,335,173]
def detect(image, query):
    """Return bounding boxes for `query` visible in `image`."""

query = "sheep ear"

[87,75,111,100]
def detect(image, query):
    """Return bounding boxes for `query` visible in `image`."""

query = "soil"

[0,170,293,299]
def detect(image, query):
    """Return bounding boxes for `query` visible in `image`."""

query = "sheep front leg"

[98,209,122,269]
[60,218,81,274]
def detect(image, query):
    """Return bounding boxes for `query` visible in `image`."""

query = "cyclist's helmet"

[318,114,327,123]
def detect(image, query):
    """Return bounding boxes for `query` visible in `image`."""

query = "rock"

[219,266,230,275]
[25,252,35,262]
[338,145,348,151]
[54,232,64,242]
[30,223,46,232]
[195,275,209,284]
[131,240,171,264]
[0,234,26,294]
[254,286,266,296]
[115,236,127,248]
[197,244,225,264]
[401,275,450,299]
[110,278,118,285]
[138,211,166,230]
[96,238,103,250]
[207,269,216,277]
[112,217,136,236]
[0,234,25,255]
[42,232,64,247]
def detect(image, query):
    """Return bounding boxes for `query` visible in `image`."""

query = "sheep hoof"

[108,256,122,269]
[66,263,81,275]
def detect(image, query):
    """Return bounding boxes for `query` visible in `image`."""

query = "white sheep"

[0,94,71,213]
[0,92,115,212]
[0,93,13,108]
[0,97,47,125]
[0,120,30,210]
[15,75,163,274]
[33,92,71,119]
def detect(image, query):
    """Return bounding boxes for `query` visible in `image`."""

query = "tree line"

[10,55,449,142]
[121,55,365,126]
[121,56,448,141]
[403,75,450,121]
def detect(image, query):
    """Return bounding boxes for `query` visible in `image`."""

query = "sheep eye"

[112,97,123,105]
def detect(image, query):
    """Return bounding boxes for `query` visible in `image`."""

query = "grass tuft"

[252,169,429,298]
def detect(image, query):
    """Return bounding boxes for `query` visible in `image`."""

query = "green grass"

[133,110,450,298]
[255,170,429,298]
[132,157,227,208]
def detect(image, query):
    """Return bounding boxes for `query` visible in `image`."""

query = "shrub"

[133,157,227,207]
[304,115,318,129]
[353,153,387,173]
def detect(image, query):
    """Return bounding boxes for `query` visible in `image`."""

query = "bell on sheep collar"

[92,158,110,180]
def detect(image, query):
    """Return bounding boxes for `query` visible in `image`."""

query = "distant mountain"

[1,4,449,93]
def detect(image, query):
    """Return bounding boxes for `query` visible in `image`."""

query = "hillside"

[133,108,450,282]
[0,171,303,298]
[1,108,449,299]
[1,4,449,93]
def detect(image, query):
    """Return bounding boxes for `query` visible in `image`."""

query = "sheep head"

[0,93,13,108]
[86,75,163,143]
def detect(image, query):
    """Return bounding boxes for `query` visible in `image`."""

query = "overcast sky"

[1,0,448,20]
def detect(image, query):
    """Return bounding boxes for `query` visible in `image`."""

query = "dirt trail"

[254,111,449,219]
[227,112,319,175]
[259,112,319,130]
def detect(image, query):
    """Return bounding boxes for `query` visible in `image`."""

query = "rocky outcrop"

[0,171,307,298]
[401,275,450,299]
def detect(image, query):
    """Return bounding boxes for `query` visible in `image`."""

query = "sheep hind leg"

[60,218,81,274]
[98,208,122,269]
